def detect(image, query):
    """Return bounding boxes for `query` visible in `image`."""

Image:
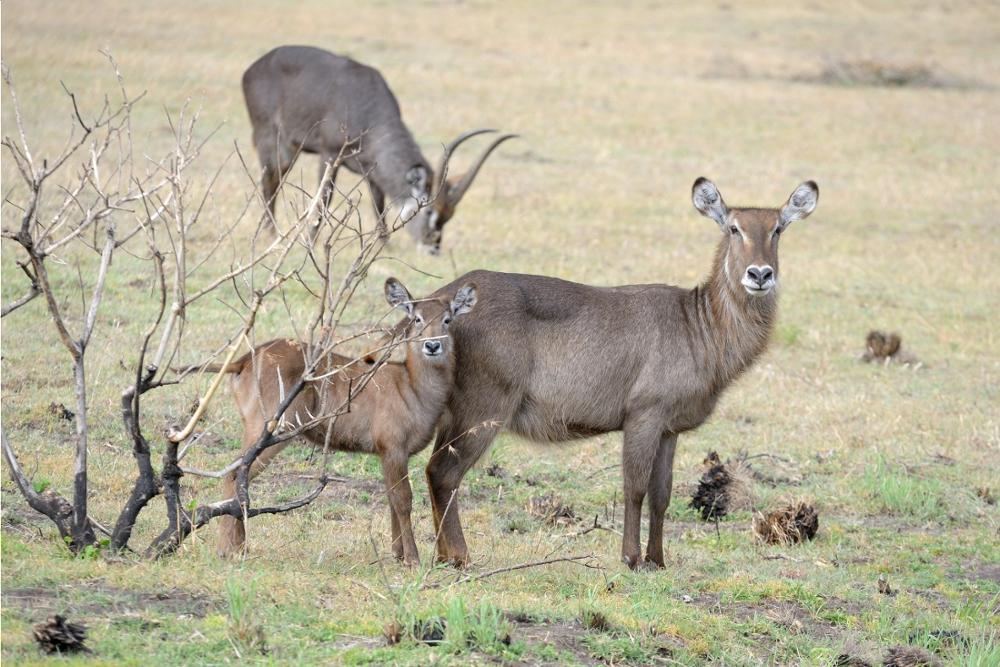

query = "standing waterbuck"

[425,178,819,569]
[215,278,478,564]
[243,45,516,253]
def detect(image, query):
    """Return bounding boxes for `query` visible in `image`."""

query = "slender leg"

[216,432,292,558]
[389,505,403,560]
[255,135,296,237]
[425,423,497,567]
[620,410,663,570]
[379,447,419,566]
[644,433,678,567]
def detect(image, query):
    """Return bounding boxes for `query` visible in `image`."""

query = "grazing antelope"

[242,45,516,253]
[215,278,479,564]
[423,178,819,569]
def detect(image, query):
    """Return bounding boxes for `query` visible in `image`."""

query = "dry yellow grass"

[2,1,999,664]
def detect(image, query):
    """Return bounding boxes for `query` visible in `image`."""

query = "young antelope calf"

[215,278,478,564]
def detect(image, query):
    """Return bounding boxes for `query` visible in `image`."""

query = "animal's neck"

[372,125,427,200]
[693,237,777,392]
[403,353,453,410]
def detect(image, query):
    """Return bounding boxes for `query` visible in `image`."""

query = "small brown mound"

[33,615,89,654]
[690,451,756,520]
[976,487,995,505]
[883,646,942,667]
[752,502,819,545]
[877,574,894,596]
[861,331,921,367]
[527,494,577,525]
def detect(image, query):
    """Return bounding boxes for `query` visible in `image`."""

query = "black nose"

[747,266,773,285]
[423,340,442,355]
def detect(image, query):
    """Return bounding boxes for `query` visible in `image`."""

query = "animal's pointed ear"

[692,177,729,228]
[451,283,478,317]
[384,278,414,317]
[779,181,819,228]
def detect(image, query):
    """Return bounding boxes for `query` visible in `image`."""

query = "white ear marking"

[779,181,819,228]
[451,283,478,316]
[692,177,729,228]
[384,278,414,317]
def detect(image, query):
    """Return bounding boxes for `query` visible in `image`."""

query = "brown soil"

[2,580,215,621]
[508,617,601,666]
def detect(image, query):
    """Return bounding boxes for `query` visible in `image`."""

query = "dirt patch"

[961,560,1000,586]
[509,617,601,666]
[804,59,968,89]
[691,593,877,661]
[2,581,215,621]
[701,54,978,91]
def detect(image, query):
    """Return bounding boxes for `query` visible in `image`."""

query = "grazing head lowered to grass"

[422,178,819,569]
[212,277,478,565]
[243,45,516,253]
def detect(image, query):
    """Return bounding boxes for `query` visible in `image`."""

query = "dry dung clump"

[527,494,577,525]
[33,615,89,654]
[877,574,894,596]
[752,501,819,545]
[689,451,756,520]
[883,645,942,667]
[976,487,995,505]
[861,330,922,367]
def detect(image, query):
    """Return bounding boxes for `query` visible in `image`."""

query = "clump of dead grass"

[527,494,577,525]
[883,645,942,667]
[690,451,756,520]
[752,501,819,545]
[33,615,89,654]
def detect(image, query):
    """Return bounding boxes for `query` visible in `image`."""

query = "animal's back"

[437,271,696,441]
[242,45,402,152]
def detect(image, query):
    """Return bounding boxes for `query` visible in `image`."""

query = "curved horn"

[444,133,519,207]
[433,129,497,195]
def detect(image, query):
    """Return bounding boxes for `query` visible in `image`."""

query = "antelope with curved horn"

[243,45,516,253]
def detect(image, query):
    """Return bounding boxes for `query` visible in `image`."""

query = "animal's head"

[692,178,819,297]
[403,129,517,255]
[384,277,478,363]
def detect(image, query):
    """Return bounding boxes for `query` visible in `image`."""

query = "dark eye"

[729,225,739,236]
[414,315,424,326]
[443,316,452,326]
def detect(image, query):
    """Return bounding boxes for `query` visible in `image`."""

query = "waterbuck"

[215,278,479,564]
[243,45,516,253]
[423,178,819,569]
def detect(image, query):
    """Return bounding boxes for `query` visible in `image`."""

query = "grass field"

[2,1,999,664]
